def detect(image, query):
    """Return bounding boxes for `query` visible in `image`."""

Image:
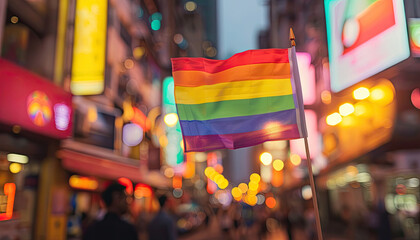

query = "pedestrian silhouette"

[147,195,177,240]
[83,182,138,240]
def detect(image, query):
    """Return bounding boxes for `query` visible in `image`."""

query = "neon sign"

[27,91,52,127]
[0,183,16,221]
[325,0,410,92]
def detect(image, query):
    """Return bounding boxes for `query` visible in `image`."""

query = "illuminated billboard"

[409,18,420,57]
[325,0,410,92]
[71,0,108,95]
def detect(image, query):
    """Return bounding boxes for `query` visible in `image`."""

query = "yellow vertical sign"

[71,0,107,95]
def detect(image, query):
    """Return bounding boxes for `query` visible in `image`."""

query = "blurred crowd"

[75,182,420,240]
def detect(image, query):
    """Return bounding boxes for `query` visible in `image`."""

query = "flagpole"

[304,137,323,240]
[290,28,323,240]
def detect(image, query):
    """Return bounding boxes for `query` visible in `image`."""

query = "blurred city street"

[1,0,420,240]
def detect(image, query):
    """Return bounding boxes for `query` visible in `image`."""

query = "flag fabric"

[171,48,307,152]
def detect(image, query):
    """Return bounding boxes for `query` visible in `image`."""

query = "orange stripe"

[173,63,290,87]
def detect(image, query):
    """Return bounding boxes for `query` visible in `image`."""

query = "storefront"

[0,58,73,239]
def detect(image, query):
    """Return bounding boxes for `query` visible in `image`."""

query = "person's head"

[102,182,128,215]
[158,195,168,209]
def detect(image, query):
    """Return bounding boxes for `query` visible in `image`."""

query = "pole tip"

[289,28,296,47]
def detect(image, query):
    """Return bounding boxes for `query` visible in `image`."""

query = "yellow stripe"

[175,78,292,104]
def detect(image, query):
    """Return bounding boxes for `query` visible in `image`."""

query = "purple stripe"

[179,109,297,136]
[183,124,301,152]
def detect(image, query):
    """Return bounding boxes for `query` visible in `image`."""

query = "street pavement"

[178,216,306,240]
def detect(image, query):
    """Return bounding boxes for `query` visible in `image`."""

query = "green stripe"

[176,94,296,121]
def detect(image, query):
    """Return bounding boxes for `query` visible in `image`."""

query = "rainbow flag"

[171,48,307,152]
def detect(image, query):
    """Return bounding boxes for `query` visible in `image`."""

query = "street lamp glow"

[260,152,273,165]
[353,87,370,100]
[326,112,342,126]
[273,159,284,171]
[164,113,178,127]
[339,103,355,116]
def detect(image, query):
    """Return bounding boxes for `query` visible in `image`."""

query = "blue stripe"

[180,109,297,136]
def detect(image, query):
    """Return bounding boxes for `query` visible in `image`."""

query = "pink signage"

[0,59,73,139]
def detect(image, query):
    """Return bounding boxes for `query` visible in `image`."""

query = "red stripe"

[183,124,301,152]
[172,49,289,73]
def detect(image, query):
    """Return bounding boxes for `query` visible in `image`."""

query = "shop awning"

[58,140,170,188]
[0,58,73,139]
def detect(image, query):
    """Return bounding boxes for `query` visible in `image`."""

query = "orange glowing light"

[321,90,332,104]
[238,183,248,193]
[173,175,182,189]
[245,194,257,206]
[183,153,195,179]
[231,187,242,198]
[0,183,16,221]
[69,175,98,190]
[214,164,224,173]
[134,183,152,198]
[265,196,276,209]
[118,177,133,195]
[271,170,284,187]
[132,107,151,131]
[369,83,394,106]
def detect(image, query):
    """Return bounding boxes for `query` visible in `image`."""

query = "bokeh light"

[122,123,143,146]
[248,181,258,191]
[164,113,178,127]
[411,88,420,109]
[326,112,342,126]
[164,167,175,178]
[238,183,248,193]
[301,185,312,200]
[9,163,22,174]
[265,197,276,208]
[250,173,261,183]
[11,16,18,24]
[353,87,370,100]
[273,159,284,171]
[290,154,301,166]
[260,152,273,165]
[369,84,394,106]
[133,47,145,59]
[321,90,331,104]
[231,187,242,198]
[185,1,197,11]
[173,188,183,198]
[339,103,355,116]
